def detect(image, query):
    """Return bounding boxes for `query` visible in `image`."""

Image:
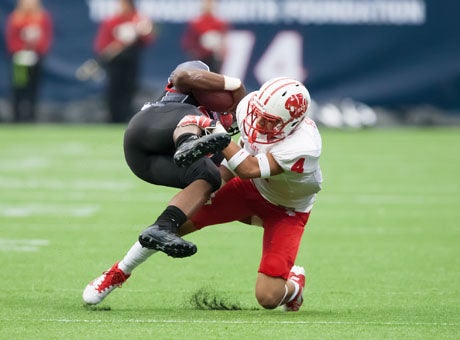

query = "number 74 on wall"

[221,30,307,85]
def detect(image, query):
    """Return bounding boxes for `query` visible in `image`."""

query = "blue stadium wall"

[0,0,459,112]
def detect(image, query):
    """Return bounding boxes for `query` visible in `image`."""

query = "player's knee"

[186,159,221,192]
[255,290,280,309]
[256,255,292,310]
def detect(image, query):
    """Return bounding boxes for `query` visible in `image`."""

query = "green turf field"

[1,125,459,339]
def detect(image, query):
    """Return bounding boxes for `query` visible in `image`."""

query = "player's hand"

[227,83,246,114]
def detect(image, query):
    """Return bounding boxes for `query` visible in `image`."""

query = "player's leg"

[137,112,231,254]
[253,209,310,311]
[138,156,222,257]
[82,241,154,305]
[83,112,229,303]
[255,266,306,311]
[83,138,221,304]
[186,177,256,230]
[124,111,221,257]
[82,165,222,304]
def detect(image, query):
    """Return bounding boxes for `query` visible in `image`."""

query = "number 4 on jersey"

[291,157,305,173]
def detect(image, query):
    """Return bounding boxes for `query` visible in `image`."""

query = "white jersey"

[234,92,323,213]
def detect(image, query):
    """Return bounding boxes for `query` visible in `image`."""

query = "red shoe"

[283,265,305,312]
[82,262,130,305]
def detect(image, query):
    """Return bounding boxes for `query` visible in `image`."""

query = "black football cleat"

[138,225,197,258]
[174,133,231,168]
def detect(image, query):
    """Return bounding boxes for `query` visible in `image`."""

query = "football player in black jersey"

[83,60,245,305]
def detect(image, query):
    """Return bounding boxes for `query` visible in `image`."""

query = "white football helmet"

[243,77,311,144]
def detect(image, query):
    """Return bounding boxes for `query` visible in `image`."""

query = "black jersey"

[125,102,203,154]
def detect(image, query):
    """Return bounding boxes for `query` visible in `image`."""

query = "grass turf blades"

[0,125,459,339]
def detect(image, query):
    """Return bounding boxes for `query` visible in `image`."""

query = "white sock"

[277,285,289,307]
[286,280,300,303]
[118,241,157,274]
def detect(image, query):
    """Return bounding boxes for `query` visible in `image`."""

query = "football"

[192,89,234,112]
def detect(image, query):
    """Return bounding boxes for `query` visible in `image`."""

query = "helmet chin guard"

[243,78,311,144]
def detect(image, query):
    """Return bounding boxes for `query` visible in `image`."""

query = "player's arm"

[219,165,235,184]
[221,141,283,179]
[171,69,245,112]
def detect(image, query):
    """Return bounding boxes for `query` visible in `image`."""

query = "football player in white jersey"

[177,77,323,311]
[83,77,322,312]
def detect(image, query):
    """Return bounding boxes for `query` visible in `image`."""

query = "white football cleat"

[82,262,130,305]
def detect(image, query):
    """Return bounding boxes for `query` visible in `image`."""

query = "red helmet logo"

[285,93,307,119]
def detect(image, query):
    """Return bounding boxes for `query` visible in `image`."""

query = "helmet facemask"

[244,97,288,144]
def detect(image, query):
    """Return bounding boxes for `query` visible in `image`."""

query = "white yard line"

[0,318,457,327]
[0,158,49,171]
[322,193,458,205]
[0,204,99,217]
[0,238,49,252]
[0,178,133,191]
